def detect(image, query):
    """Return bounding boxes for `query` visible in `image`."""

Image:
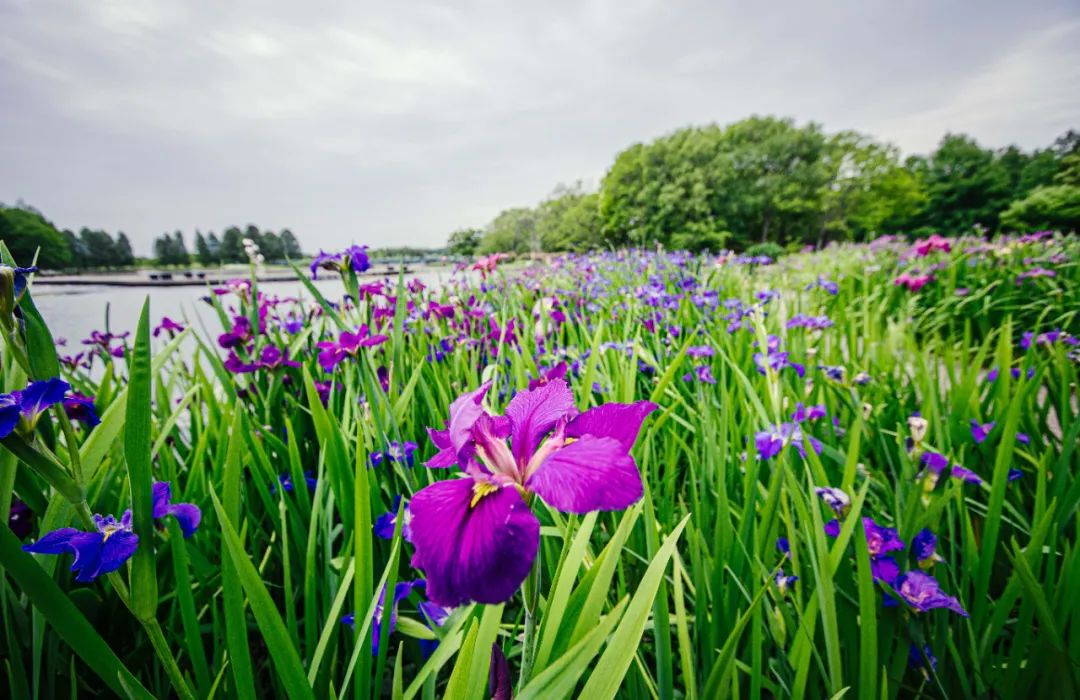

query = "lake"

[33,268,455,345]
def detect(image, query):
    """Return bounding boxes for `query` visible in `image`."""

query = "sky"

[2,0,1079,255]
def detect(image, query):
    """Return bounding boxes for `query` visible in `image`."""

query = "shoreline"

[31,264,441,287]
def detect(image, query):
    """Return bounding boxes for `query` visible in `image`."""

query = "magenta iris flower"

[895,570,968,616]
[152,316,186,337]
[913,234,951,257]
[316,327,389,371]
[410,379,656,607]
[527,362,568,390]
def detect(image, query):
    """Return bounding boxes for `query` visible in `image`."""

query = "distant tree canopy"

[454,117,1079,254]
[151,225,305,266]
[0,202,308,270]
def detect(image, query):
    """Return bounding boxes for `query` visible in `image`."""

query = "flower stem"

[517,555,542,692]
[144,618,197,700]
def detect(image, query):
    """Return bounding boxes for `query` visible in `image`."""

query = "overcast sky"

[2,1,1078,255]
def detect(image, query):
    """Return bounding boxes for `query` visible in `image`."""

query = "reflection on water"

[33,269,452,345]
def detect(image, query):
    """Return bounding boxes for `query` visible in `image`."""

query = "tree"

[535,185,605,251]
[115,233,135,266]
[1000,185,1080,231]
[0,205,72,268]
[220,227,244,263]
[78,228,119,268]
[194,231,216,265]
[447,228,482,256]
[479,208,536,254]
[260,231,283,261]
[172,231,189,265]
[206,232,222,262]
[280,229,302,258]
[153,234,175,265]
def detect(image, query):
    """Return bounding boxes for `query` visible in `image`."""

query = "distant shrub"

[743,242,784,260]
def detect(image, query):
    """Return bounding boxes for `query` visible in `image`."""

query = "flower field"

[1,232,1079,699]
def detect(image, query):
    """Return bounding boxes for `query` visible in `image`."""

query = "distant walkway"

[33,264,435,287]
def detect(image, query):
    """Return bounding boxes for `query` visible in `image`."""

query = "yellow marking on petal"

[564,437,578,445]
[470,481,499,508]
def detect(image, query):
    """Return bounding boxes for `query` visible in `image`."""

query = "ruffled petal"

[447,383,492,456]
[410,478,539,607]
[526,436,643,514]
[424,428,458,468]
[565,400,657,451]
[506,379,575,465]
[96,531,139,579]
[16,378,71,420]
[22,528,84,555]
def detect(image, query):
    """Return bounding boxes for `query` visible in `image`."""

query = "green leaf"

[210,488,316,700]
[0,524,154,699]
[578,514,689,699]
[125,299,157,621]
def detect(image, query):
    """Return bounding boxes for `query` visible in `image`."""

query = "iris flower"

[895,571,968,616]
[970,419,994,444]
[310,245,370,279]
[63,392,100,427]
[152,316,186,337]
[316,327,389,371]
[342,580,422,655]
[911,528,944,568]
[373,496,413,542]
[22,481,199,582]
[410,379,656,607]
[0,378,70,438]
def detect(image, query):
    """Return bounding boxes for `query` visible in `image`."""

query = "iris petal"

[410,478,539,607]
[564,400,657,451]
[527,436,643,514]
[506,379,575,465]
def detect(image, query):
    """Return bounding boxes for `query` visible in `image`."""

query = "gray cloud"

[2,0,1078,253]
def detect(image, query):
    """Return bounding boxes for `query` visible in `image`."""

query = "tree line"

[0,203,305,269]
[153,226,302,266]
[449,116,1080,255]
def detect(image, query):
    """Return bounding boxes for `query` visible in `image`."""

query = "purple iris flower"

[8,499,33,539]
[23,511,139,582]
[911,528,943,568]
[908,644,938,676]
[151,482,201,537]
[1008,468,1024,481]
[373,496,412,542]
[776,537,791,555]
[371,441,419,466]
[754,350,805,378]
[682,365,716,384]
[895,570,968,616]
[0,378,70,438]
[949,465,983,485]
[686,345,715,359]
[870,556,901,585]
[864,518,905,557]
[774,569,798,595]
[791,403,826,423]
[805,276,839,295]
[152,316,186,337]
[970,419,994,444]
[527,362,568,390]
[786,314,834,330]
[819,365,845,382]
[756,423,822,459]
[410,379,656,607]
[63,392,100,427]
[342,579,421,655]
[1,264,38,299]
[310,245,370,280]
[316,327,389,371]
[1016,432,1030,445]
[254,346,301,372]
[824,519,841,537]
[920,451,949,475]
[1021,329,1078,351]
[815,487,850,518]
[274,471,318,494]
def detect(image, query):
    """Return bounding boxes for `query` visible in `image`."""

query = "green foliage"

[0,205,72,268]
[447,228,482,257]
[743,242,785,259]
[1000,185,1080,231]
[479,207,536,254]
